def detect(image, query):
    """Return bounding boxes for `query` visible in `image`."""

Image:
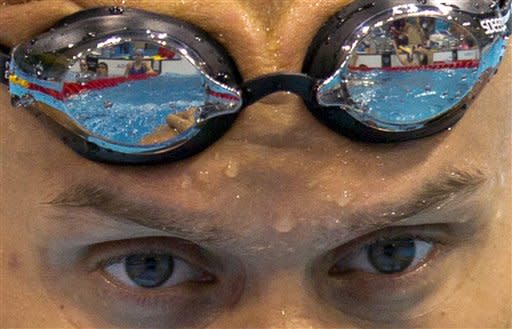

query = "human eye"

[101,251,214,289]
[312,225,476,323]
[50,237,243,329]
[329,236,434,275]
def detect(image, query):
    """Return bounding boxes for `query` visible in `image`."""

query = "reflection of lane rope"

[205,85,239,102]
[349,59,480,72]
[63,73,155,97]
[9,73,156,101]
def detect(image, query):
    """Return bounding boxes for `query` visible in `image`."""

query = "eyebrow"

[43,183,230,244]
[44,167,487,243]
[347,167,487,232]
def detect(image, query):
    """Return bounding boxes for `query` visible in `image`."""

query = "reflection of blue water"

[65,74,205,144]
[345,37,507,129]
[346,68,478,126]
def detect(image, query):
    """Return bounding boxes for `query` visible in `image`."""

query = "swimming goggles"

[1,0,510,164]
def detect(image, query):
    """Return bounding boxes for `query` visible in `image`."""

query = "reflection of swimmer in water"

[125,49,155,76]
[139,107,197,145]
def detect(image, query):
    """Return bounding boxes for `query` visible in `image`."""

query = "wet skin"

[0,0,511,328]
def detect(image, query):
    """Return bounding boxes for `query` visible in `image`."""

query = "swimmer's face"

[0,1,511,328]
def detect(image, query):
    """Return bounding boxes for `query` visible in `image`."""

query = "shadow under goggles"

[0,0,510,164]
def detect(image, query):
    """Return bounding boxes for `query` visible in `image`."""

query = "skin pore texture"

[0,0,511,328]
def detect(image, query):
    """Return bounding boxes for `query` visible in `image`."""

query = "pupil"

[125,254,174,288]
[367,238,415,274]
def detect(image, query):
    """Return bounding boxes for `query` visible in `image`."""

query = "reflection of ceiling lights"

[392,4,419,16]
[97,37,124,49]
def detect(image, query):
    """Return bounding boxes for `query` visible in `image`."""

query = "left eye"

[103,253,211,288]
[331,237,434,274]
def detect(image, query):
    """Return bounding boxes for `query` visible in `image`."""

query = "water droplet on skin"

[109,6,124,14]
[274,216,295,233]
[224,160,240,178]
[335,190,352,207]
[197,170,210,183]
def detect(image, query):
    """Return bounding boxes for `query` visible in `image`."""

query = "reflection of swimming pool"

[65,74,205,144]
[345,37,506,129]
[346,67,478,126]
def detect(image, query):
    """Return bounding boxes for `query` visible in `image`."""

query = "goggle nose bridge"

[240,73,318,108]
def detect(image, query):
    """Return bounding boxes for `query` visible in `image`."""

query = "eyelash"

[85,238,218,298]
[101,252,214,288]
[326,225,454,279]
[329,236,437,276]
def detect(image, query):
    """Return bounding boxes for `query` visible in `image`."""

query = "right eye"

[103,253,214,289]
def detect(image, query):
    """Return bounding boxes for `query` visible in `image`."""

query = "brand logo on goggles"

[480,10,510,34]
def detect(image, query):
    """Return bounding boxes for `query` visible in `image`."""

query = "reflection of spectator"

[96,62,109,78]
[460,37,476,50]
[79,60,89,73]
[75,59,95,82]
[124,49,155,76]
[390,18,432,66]
[392,35,430,66]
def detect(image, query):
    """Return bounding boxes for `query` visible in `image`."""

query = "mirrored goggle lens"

[319,15,508,132]
[9,31,241,153]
